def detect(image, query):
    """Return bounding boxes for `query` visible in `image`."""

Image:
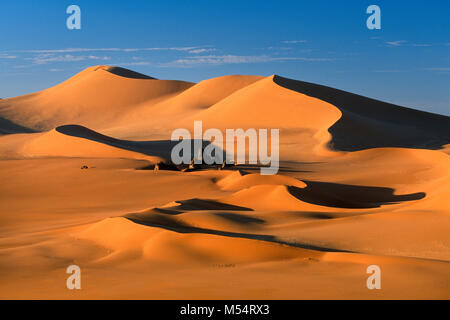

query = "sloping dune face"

[178,75,343,159]
[152,75,265,115]
[104,74,267,138]
[0,66,194,132]
[19,126,164,163]
[187,75,341,130]
[273,75,450,151]
[0,66,449,299]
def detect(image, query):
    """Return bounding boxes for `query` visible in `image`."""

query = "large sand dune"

[0,66,449,299]
[0,66,194,132]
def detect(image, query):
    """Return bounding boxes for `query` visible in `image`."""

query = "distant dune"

[0,66,449,299]
[0,65,194,132]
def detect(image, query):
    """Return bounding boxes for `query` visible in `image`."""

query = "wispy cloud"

[188,48,216,54]
[281,40,307,44]
[28,54,111,64]
[374,68,450,74]
[19,46,211,54]
[0,54,17,59]
[163,54,333,67]
[374,70,407,73]
[385,40,407,47]
[267,46,293,51]
[5,44,333,70]
[270,57,333,62]
[412,43,432,47]
[20,48,124,53]
[424,67,450,73]
[165,55,264,66]
[118,61,153,67]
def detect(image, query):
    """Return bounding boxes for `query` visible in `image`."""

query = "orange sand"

[0,66,449,299]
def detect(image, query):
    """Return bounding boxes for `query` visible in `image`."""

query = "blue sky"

[0,0,449,115]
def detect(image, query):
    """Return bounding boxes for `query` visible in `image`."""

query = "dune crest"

[217,170,306,191]
[18,125,163,163]
[0,65,194,132]
[273,75,450,151]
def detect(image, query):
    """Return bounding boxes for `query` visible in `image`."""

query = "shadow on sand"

[95,66,156,80]
[288,180,425,209]
[56,124,221,164]
[0,117,36,134]
[273,75,450,151]
[125,209,350,253]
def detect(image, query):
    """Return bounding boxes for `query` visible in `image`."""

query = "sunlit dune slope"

[77,217,316,265]
[0,65,194,132]
[18,125,164,163]
[106,75,265,138]
[1,66,449,156]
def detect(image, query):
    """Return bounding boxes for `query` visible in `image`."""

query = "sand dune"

[274,75,450,151]
[17,125,164,163]
[78,217,315,265]
[0,65,193,132]
[0,65,449,299]
[104,75,266,138]
[147,75,264,116]
[185,75,341,130]
[216,170,306,191]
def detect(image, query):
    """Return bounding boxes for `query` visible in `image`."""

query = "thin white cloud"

[163,54,333,67]
[183,55,269,65]
[20,48,123,53]
[281,40,307,44]
[267,46,293,51]
[118,61,152,66]
[19,46,211,54]
[270,57,333,62]
[28,54,111,64]
[0,54,17,59]
[424,67,450,73]
[374,70,406,73]
[188,48,216,54]
[385,40,407,46]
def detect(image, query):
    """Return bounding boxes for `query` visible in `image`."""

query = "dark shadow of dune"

[171,198,253,211]
[273,75,450,151]
[124,212,349,253]
[0,117,36,134]
[289,212,336,220]
[95,66,156,80]
[130,200,253,217]
[214,212,265,225]
[232,163,311,173]
[149,207,183,215]
[288,180,425,209]
[56,124,225,164]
